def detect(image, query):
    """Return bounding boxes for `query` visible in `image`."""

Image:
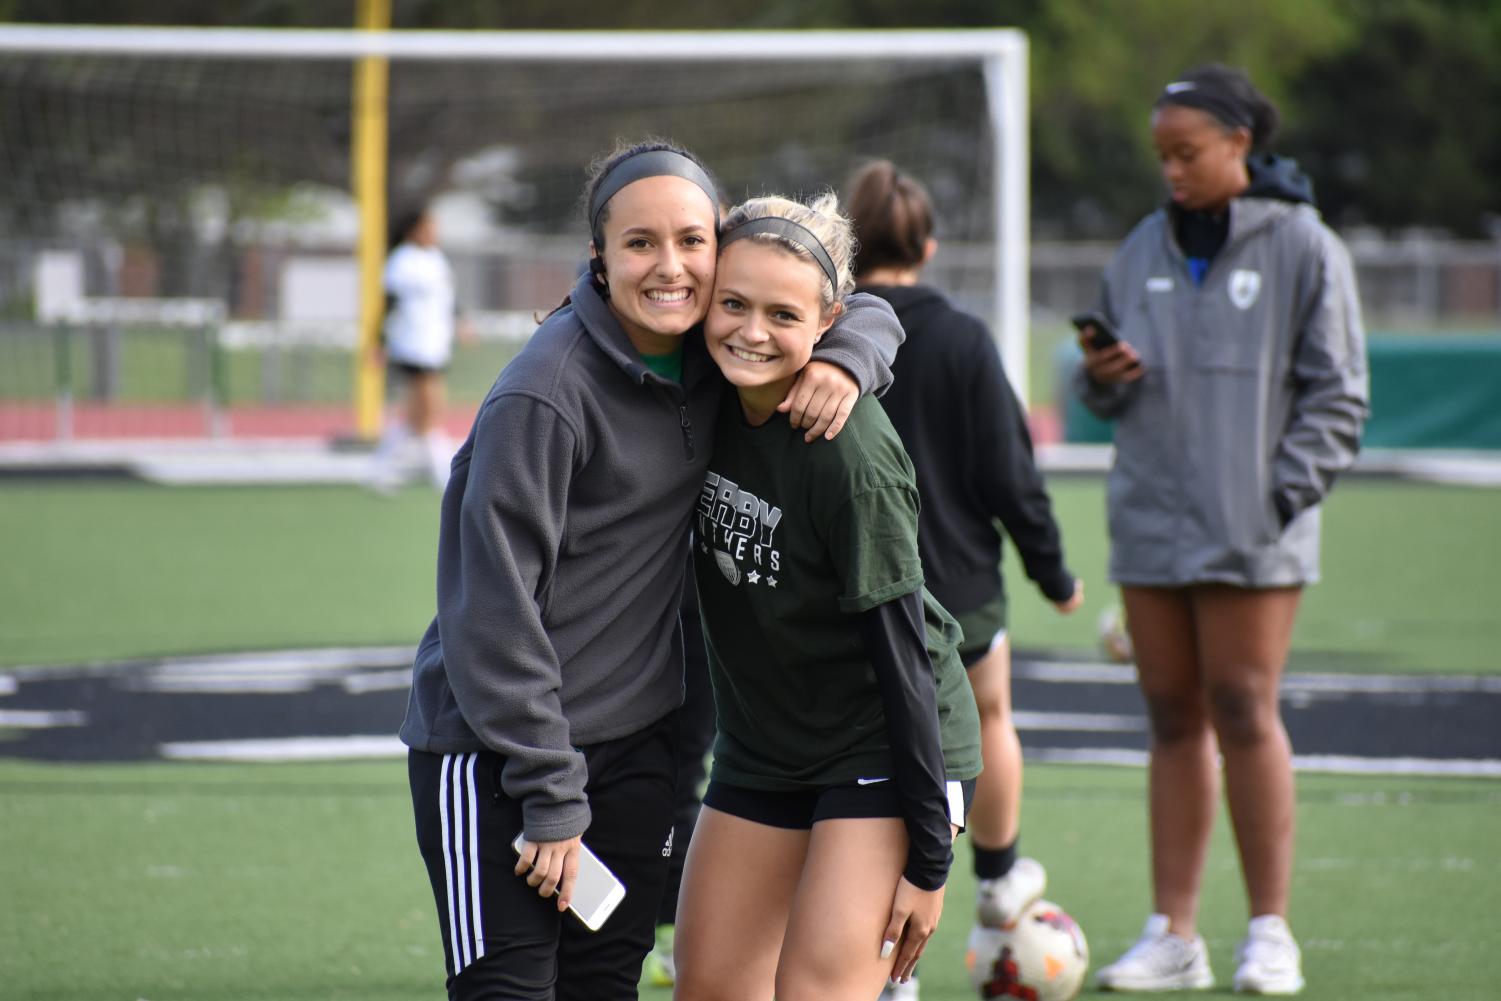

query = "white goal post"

[0,25,1033,432]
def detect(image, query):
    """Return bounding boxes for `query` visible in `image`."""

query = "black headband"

[1155,79,1255,133]
[588,150,720,244]
[720,216,839,291]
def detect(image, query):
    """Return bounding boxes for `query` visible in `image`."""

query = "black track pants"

[408,713,677,1001]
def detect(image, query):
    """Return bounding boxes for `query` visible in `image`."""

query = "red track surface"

[0,404,480,442]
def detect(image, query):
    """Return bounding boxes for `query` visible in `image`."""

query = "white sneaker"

[1233,915,1304,994]
[976,857,1047,928]
[1096,914,1214,992]
[878,975,919,1000]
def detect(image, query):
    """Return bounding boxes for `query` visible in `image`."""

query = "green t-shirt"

[693,392,982,790]
[638,345,683,383]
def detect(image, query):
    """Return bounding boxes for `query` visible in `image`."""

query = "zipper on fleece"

[677,403,695,461]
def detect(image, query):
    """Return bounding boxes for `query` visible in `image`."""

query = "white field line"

[1013,659,1501,694]
[1013,661,1137,685]
[1027,746,1501,778]
[106,648,417,694]
[0,709,88,728]
[7,645,417,679]
[124,674,324,695]
[1013,711,1146,732]
[159,735,405,762]
[13,647,1496,696]
[342,668,414,694]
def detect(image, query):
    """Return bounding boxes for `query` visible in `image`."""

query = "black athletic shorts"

[703,777,976,833]
[389,359,447,378]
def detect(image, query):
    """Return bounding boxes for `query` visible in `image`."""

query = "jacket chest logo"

[1228,269,1262,310]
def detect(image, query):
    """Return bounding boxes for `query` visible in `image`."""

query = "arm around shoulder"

[809,291,904,397]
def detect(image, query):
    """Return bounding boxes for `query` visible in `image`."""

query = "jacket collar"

[566,272,711,392]
[1160,196,1298,264]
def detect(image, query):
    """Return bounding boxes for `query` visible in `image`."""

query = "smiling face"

[705,239,838,421]
[1151,103,1252,212]
[592,175,718,354]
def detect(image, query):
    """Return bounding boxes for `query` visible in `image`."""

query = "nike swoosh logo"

[856,777,890,786]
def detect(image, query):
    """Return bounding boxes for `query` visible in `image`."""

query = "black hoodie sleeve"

[967,334,1077,603]
[857,589,954,891]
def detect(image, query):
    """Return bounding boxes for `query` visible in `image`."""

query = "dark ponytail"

[844,160,934,278]
[1155,64,1280,152]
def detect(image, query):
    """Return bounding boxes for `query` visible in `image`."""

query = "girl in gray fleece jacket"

[1075,66,1367,996]
[400,140,903,1001]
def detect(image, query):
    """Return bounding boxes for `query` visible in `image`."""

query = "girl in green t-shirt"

[673,193,982,1001]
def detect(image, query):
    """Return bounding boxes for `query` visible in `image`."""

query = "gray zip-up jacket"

[399,273,902,842]
[1074,196,1368,587]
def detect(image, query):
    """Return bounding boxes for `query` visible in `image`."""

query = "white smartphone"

[511,832,627,932]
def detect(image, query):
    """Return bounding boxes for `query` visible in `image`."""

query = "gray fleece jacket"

[1074,194,1369,587]
[399,273,902,842]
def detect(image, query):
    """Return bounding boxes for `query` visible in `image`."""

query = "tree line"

[4,0,1498,238]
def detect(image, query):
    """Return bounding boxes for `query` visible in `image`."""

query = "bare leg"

[965,635,1020,851]
[405,369,442,435]
[672,806,808,1001]
[775,817,910,1001]
[1122,585,1216,938]
[1192,584,1301,920]
[407,371,452,487]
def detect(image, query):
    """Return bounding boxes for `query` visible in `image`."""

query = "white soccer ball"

[965,900,1089,1001]
[1096,604,1134,664]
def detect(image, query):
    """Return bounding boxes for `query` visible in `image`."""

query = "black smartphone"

[1071,311,1120,350]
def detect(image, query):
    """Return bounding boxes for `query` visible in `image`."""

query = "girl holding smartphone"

[1075,66,1367,994]
[401,141,905,1001]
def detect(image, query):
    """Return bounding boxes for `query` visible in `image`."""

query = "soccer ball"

[1096,604,1134,664]
[965,900,1089,1001]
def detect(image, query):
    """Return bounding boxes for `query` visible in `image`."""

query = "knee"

[1142,690,1209,746]
[1206,679,1278,747]
[773,969,834,1001]
[673,972,727,1001]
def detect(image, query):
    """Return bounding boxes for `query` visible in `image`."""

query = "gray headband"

[1155,79,1255,133]
[588,150,720,244]
[720,216,839,291]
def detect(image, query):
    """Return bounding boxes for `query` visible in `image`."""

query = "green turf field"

[1,759,1495,1000]
[2,477,1497,672]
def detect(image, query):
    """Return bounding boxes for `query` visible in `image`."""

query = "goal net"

[0,26,1028,445]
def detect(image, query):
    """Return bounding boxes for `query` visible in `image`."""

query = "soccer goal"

[0,25,1029,446]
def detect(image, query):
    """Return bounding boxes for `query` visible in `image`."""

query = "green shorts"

[953,589,1008,668]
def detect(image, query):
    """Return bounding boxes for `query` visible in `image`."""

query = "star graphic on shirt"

[746,569,761,584]
[767,576,778,588]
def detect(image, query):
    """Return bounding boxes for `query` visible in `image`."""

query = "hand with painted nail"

[881,876,946,985]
